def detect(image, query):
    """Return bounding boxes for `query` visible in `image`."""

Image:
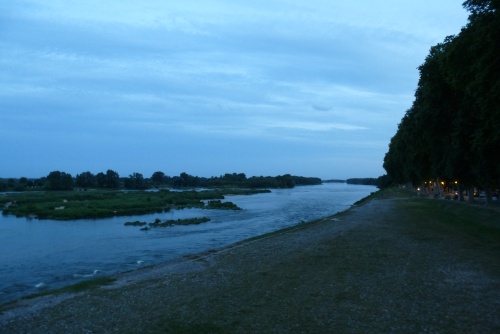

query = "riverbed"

[0,183,375,303]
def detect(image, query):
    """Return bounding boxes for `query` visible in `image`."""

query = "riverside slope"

[1,189,499,333]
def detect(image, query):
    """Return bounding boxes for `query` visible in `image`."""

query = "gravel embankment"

[1,193,499,333]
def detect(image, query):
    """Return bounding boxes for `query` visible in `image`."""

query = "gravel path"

[1,193,499,333]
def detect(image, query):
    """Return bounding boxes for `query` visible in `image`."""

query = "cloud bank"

[0,0,468,179]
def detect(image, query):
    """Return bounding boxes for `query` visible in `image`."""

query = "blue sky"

[1,1,468,179]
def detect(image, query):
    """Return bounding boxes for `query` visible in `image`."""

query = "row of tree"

[383,0,499,203]
[346,178,379,186]
[0,170,322,191]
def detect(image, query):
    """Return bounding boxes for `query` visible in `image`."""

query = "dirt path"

[1,192,499,333]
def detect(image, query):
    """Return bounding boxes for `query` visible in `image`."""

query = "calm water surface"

[0,183,375,303]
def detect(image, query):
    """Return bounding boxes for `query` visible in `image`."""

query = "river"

[0,183,376,304]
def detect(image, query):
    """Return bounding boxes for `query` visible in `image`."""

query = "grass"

[0,189,269,220]
[148,217,211,227]
[147,188,500,332]
[20,277,117,301]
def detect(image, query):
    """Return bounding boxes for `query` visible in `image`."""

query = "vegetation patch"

[23,277,116,300]
[124,217,212,229]
[124,221,148,226]
[206,200,241,210]
[148,217,211,228]
[0,189,264,220]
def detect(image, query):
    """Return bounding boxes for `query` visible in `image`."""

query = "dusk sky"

[1,1,468,180]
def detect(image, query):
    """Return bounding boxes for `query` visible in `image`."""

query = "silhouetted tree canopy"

[383,0,499,203]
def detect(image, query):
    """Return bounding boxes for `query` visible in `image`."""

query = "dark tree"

[96,172,106,188]
[76,171,96,188]
[383,0,500,203]
[151,171,166,185]
[46,171,73,190]
[105,169,120,188]
[124,172,148,189]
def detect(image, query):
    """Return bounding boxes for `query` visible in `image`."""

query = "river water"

[0,183,375,303]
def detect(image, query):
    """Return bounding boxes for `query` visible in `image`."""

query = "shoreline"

[0,194,360,311]
[2,188,499,332]
[0,183,372,305]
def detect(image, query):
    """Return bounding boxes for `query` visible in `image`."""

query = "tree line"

[383,0,499,203]
[0,170,322,191]
[346,178,379,186]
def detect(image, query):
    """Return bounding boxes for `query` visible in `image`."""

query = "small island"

[0,189,268,220]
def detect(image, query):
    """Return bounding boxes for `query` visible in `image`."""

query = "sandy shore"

[1,190,499,333]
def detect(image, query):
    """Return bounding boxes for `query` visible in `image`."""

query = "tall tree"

[124,172,147,189]
[151,171,166,185]
[46,171,73,190]
[76,171,96,188]
[384,0,500,200]
[105,169,120,188]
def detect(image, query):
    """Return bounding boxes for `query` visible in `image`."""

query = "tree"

[96,172,107,188]
[34,177,46,188]
[463,0,499,17]
[46,171,73,190]
[105,169,120,188]
[177,172,199,188]
[124,172,147,189]
[276,174,295,188]
[384,0,500,202]
[151,171,166,185]
[76,171,96,188]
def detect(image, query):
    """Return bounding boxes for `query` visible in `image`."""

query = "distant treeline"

[0,170,322,191]
[322,179,346,183]
[323,177,387,188]
[346,178,379,186]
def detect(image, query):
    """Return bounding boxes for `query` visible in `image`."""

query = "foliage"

[1,171,323,194]
[124,221,148,226]
[346,178,379,186]
[0,188,266,220]
[46,171,74,190]
[75,171,96,188]
[206,200,241,210]
[151,171,166,185]
[383,0,500,202]
[124,217,211,228]
[148,217,211,227]
[23,277,116,300]
[124,172,148,190]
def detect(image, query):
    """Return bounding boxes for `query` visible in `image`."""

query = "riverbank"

[1,188,499,333]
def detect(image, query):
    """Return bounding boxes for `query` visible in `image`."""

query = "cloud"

[0,0,468,178]
[264,121,367,132]
[312,104,332,112]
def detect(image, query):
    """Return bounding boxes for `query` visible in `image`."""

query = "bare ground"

[1,190,499,333]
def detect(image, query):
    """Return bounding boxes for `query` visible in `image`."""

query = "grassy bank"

[151,189,500,333]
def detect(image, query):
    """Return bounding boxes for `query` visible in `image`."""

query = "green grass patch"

[23,277,117,300]
[206,200,241,210]
[397,197,500,241]
[1,189,267,220]
[148,217,211,227]
[161,321,227,334]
